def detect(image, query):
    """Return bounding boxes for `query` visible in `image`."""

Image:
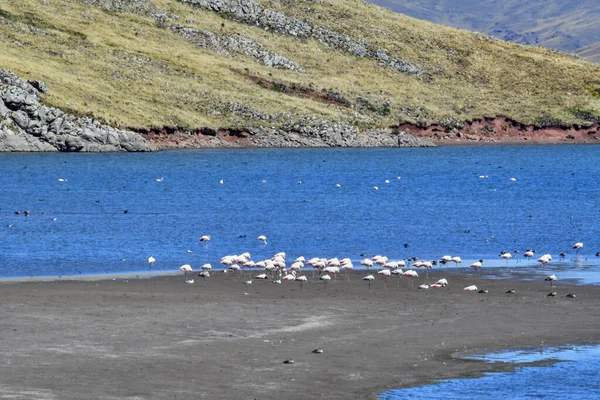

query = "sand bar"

[1,270,598,399]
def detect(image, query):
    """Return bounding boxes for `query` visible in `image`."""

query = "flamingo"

[440,255,452,265]
[148,256,156,268]
[402,269,419,288]
[295,275,308,290]
[463,285,478,291]
[258,235,267,245]
[199,271,210,279]
[430,278,448,288]
[282,271,297,281]
[255,273,268,280]
[341,259,354,279]
[363,274,375,289]
[545,274,557,287]
[228,264,241,273]
[179,264,193,279]
[199,235,211,242]
[573,242,583,255]
[451,256,462,266]
[360,258,374,269]
[524,249,535,262]
[538,254,552,265]
[377,269,391,288]
[500,251,512,265]
[320,274,332,289]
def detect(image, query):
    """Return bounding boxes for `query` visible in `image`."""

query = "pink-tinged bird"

[463,285,478,291]
[451,256,462,266]
[537,254,552,265]
[199,235,211,242]
[440,255,452,264]
[363,274,375,289]
[255,273,268,280]
[282,271,297,281]
[360,258,374,268]
[179,264,193,277]
[257,235,267,244]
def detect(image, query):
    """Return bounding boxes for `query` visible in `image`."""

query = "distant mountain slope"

[1,0,599,145]
[370,0,600,63]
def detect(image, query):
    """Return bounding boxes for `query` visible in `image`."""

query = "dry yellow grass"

[1,0,599,131]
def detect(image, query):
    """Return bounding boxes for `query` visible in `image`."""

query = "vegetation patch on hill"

[1,0,599,138]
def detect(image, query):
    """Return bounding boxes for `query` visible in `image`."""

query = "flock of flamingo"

[147,236,590,294]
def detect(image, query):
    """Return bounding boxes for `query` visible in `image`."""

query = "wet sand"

[1,270,599,399]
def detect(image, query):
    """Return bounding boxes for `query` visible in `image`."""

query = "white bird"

[199,235,211,242]
[470,260,483,269]
[156,177,164,182]
[430,278,448,288]
[201,263,212,271]
[320,274,332,281]
[199,271,210,279]
[179,264,193,277]
[573,242,583,254]
[360,258,374,268]
[402,270,419,278]
[219,179,224,184]
[363,274,375,289]
[463,285,478,291]
[440,255,452,265]
[451,256,462,266]
[282,271,297,281]
[509,177,516,181]
[373,186,379,190]
[255,273,268,280]
[418,284,429,289]
[257,235,267,244]
[336,183,341,187]
[295,274,308,289]
[228,264,241,272]
[57,178,66,182]
[545,274,557,287]
[273,280,281,284]
[538,254,552,265]
[243,280,252,284]
[148,256,156,267]
[185,279,194,284]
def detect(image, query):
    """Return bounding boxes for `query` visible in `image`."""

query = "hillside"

[370,0,600,63]
[1,0,600,150]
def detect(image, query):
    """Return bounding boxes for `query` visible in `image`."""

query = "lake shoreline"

[2,270,599,399]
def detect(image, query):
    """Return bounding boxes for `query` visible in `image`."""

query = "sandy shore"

[1,269,599,399]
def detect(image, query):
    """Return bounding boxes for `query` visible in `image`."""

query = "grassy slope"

[369,0,600,63]
[0,0,599,133]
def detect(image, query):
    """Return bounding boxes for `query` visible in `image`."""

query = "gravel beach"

[1,270,598,399]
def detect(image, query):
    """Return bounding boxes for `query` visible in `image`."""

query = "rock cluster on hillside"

[0,69,154,152]
[179,0,423,75]
[171,25,304,72]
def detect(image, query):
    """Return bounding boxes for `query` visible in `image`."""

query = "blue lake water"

[1,145,600,280]
[379,345,600,399]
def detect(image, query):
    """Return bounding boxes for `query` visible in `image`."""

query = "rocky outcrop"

[178,0,423,75]
[171,25,304,72]
[0,69,154,152]
[141,122,435,148]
